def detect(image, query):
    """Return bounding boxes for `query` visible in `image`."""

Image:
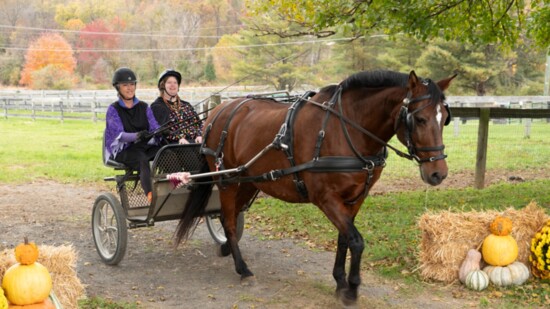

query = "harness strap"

[225,156,386,184]
[312,89,338,160]
[262,91,317,199]
[201,98,256,173]
[305,99,415,161]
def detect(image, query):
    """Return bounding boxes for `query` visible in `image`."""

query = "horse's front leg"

[334,221,364,306]
[333,233,349,292]
[347,224,364,302]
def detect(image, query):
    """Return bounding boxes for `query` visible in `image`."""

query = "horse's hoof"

[336,289,358,308]
[240,275,256,286]
[216,243,231,257]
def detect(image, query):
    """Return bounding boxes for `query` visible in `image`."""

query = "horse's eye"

[415,117,426,125]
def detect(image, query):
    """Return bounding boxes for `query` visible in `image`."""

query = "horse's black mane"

[319,70,444,103]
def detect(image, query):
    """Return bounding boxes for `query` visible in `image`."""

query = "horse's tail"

[174,161,213,246]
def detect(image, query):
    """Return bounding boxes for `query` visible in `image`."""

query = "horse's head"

[394,71,456,186]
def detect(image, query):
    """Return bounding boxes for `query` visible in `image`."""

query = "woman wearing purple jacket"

[104,67,160,202]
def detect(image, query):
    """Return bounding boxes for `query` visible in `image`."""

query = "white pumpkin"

[483,261,530,286]
[465,269,489,291]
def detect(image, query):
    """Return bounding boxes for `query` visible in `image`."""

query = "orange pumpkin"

[8,298,55,309]
[14,238,39,265]
[489,216,513,236]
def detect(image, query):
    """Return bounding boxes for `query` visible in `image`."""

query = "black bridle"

[306,82,451,165]
[396,85,451,163]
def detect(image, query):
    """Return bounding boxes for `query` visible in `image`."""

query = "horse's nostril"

[430,172,446,185]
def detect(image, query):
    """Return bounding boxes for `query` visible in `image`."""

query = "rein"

[305,86,447,164]
[191,84,448,202]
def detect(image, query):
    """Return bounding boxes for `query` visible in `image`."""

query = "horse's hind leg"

[219,183,257,282]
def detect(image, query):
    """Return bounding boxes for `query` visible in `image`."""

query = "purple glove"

[120,132,138,143]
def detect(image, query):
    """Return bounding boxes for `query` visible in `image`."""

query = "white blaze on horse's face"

[436,104,443,129]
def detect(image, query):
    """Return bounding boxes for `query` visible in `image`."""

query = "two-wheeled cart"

[91,143,245,265]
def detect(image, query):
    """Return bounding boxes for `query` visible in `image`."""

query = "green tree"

[204,54,217,82]
[216,28,313,91]
[414,38,545,96]
[248,0,550,50]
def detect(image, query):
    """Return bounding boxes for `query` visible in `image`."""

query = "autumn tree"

[248,0,550,50]
[19,33,77,89]
[76,19,123,77]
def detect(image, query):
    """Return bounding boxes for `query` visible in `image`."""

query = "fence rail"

[1,90,550,122]
[1,90,549,189]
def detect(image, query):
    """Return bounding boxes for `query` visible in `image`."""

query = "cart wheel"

[206,212,244,245]
[92,192,128,265]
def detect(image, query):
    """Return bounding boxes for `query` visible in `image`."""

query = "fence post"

[474,108,490,189]
[453,117,460,137]
[31,99,36,121]
[92,100,97,123]
[2,99,7,119]
[59,100,64,123]
[524,118,531,139]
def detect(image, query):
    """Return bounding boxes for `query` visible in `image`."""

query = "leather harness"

[199,89,388,203]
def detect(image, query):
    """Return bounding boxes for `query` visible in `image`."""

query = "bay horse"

[175,70,455,306]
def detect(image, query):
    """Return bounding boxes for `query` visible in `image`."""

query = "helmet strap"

[162,88,179,102]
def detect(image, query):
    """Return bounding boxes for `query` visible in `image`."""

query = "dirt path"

[0,179,524,308]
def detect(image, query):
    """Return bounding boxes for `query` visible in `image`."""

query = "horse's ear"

[408,70,419,89]
[437,73,458,91]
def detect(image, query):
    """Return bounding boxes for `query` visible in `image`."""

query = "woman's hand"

[178,138,189,144]
[195,136,203,144]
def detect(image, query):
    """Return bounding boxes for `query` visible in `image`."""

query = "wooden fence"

[1,90,549,189]
[0,87,269,122]
[451,106,550,189]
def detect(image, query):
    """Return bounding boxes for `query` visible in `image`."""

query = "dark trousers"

[115,142,161,194]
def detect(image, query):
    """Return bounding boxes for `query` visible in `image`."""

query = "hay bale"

[0,245,85,309]
[417,201,548,283]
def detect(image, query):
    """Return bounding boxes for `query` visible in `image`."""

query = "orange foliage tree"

[19,33,77,88]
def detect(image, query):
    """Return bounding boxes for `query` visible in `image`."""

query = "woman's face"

[118,82,136,99]
[164,76,179,96]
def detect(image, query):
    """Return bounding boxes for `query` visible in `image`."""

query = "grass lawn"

[2,117,550,307]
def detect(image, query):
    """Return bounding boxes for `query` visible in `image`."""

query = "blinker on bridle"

[399,81,449,164]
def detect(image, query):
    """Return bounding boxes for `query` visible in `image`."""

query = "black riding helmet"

[158,69,182,89]
[112,67,137,86]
